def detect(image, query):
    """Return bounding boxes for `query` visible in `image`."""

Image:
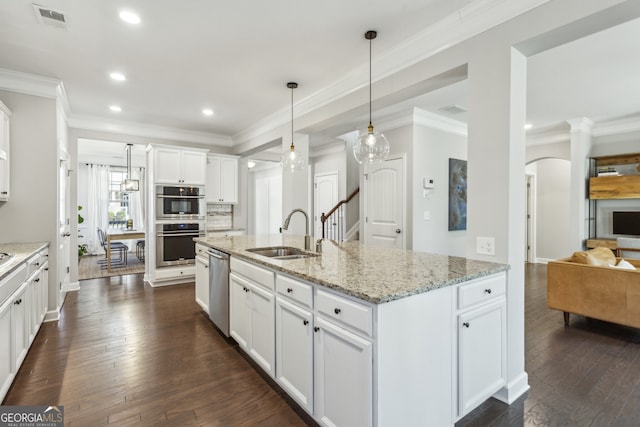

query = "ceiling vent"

[438,104,467,115]
[32,4,69,30]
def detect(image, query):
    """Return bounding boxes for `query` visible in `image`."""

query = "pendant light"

[353,30,390,164]
[280,82,306,172]
[122,143,139,192]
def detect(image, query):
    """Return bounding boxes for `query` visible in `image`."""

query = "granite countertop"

[0,242,50,281]
[194,234,509,304]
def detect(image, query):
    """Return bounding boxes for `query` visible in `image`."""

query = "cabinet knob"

[314,327,320,332]
[463,322,470,328]
[36,262,40,266]
[287,288,293,293]
[484,289,492,294]
[395,229,401,234]
[244,287,249,293]
[14,299,22,305]
[334,308,341,315]
[35,278,40,282]
[1,191,7,195]
[303,320,309,326]
[45,268,49,271]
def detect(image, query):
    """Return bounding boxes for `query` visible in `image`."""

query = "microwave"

[156,185,205,220]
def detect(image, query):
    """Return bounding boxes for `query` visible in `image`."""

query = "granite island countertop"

[195,234,509,304]
[0,242,50,281]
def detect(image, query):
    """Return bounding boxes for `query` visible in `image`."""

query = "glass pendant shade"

[353,124,390,163]
[280,142,306,172]
[353,30,389,164]
[281,81,306,173]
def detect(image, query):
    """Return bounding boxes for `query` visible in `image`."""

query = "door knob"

[395,229,401,234]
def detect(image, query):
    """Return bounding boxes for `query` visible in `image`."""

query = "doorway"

[314,171,339,238]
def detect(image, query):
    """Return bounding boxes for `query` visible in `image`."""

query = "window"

[108,168,130,226]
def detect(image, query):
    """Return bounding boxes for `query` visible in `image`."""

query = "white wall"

[412,124,467,256]
[0,90,59,317]
[526,158,572,260]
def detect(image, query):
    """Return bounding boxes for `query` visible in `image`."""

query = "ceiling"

[1,1,639,154]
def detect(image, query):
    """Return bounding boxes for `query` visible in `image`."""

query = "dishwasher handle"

[208,250,228,261]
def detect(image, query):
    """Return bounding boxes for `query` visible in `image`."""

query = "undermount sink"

[246,246,319,260]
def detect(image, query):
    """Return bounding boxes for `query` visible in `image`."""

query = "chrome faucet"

[281,208,311,250]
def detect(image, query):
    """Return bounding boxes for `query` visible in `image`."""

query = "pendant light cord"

[291,85,294,150]
[369,36,372,128]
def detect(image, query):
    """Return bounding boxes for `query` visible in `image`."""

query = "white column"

[567,117,593,250]
[467,45,529,403]
[282,133,310,235]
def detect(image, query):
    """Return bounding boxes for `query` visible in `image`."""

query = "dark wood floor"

[4,264,640,426]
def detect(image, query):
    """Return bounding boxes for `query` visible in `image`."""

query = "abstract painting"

[448,158,467,231]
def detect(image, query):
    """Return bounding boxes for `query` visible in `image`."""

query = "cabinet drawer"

[316,289,373,337]
[0,264,27,307]
[458,273,506,310]
[276,274,312,309]
[154,265,195,281]
[195,244,208,258]
[231,257,274,291]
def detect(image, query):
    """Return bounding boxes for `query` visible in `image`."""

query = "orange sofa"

[547,252,640,328]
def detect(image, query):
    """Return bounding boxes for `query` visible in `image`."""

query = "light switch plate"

[476,237,495,256]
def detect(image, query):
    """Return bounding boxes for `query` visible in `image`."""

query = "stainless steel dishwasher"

[208,248,230,337]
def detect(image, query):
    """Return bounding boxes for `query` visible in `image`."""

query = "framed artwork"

[448,158,467,231]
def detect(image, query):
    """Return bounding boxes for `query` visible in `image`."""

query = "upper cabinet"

[0,101,11,201]
[154,147,207,185]
[207,155,238,203]
[589,153,640,199]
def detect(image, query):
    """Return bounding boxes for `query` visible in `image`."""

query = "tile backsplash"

[207,203,233,230]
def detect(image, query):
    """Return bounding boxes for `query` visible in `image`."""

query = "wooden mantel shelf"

[589,175,640,199]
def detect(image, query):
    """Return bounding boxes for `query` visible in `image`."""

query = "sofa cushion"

[609,259,637,270]
[571,247,616,267]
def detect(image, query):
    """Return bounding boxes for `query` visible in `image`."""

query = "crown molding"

[68,114,233,146]
[0,67,63,98]
[413,109,468,136]
[593,115,640,137]
[309,140,346,159]
[232,0,549,145]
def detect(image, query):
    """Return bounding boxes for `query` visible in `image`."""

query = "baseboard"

[65,281,80,292]
[534,257,553,264]
[344,221,359,241]
[493,372,530,404]
[43,309,60,322]
[148,277,195,287]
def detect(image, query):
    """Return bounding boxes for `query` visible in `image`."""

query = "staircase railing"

[320,187,359,241]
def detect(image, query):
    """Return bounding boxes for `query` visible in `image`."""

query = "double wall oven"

[155,185,205,268]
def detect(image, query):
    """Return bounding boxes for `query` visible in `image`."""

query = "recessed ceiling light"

[524,123,533,130]
[202,108,214,116]
[110,105,122,112]
[119,10,141,24]
[247,160,256,169]
[110,72,126,81]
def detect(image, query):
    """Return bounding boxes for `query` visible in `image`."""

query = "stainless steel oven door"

[155,185,205,220]
[156,223,205,267]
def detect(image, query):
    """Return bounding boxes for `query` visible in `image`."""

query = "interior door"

[364,157,405,249]
[254,166,282,235]
[58,155,71,300]
[314,172,338,238]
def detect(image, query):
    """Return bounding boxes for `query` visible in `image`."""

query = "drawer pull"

[463,322,470,328]
[243,287,250,293]
[484,289,492,294]
[303,320,309,325]
[14,299,22,305]
[287,288,293,293]
[35,278,40,282]
[314,327,320,332]
[334,308,341,315]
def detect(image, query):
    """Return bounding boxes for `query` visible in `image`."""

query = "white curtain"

[86,164,110,254]
[128,167,145,232]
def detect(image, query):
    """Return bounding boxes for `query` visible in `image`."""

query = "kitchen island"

[195,234,510,427]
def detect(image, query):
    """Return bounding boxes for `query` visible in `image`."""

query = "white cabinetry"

[195,244,209,314]
[207,156,238,203]
[229,258,275,376]
[0,100,12,201]
[457,274,507,419]
[275,275,314,413]
[154,147,207,185]
[0,247,49,402]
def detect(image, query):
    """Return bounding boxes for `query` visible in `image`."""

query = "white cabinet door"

[0,102,10,201]
[276,296,314,413]
[314,315,373,427]
[248,282,275,376]
[195,256,209,314]
[229,273,251,350]
[220,157,238,203]
[154,147,182,184]
[206,156,238,203]
[458,299,506,417]
[11,283,28,372]
[0,296,13,400]
[180,150,207,185]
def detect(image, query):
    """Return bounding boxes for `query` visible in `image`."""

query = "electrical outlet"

[476,237,495,256]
